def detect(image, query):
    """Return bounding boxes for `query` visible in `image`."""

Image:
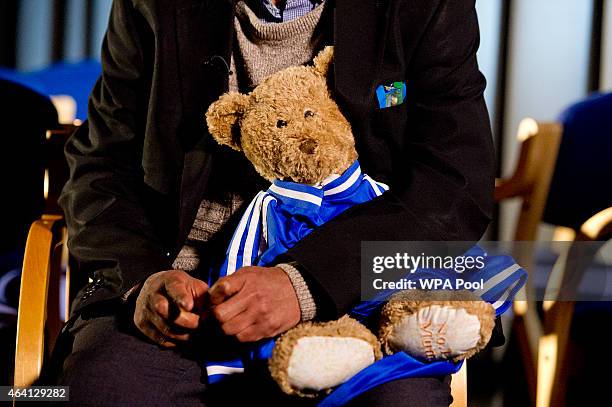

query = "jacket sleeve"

[282,0,496,319]
[59,0,172,311]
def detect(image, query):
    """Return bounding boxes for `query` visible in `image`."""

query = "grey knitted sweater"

[229,1,326,91]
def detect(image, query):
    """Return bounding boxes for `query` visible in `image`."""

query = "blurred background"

[0,1,611,406]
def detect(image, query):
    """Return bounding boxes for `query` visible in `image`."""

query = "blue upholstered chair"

[24,60,102,121]
[543,92,612,230]
[537,92,612,407]
[499,93,612,407]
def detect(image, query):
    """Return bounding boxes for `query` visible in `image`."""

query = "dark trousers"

[41,303,452,407]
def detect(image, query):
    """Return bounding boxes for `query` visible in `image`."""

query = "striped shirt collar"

[268,160,363,207]
[254,0,323,23]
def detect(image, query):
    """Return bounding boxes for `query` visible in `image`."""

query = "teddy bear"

[204,46,515,398]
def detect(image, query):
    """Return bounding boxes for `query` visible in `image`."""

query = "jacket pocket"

[371,101,408,150]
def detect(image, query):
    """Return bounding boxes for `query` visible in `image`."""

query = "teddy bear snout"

[299,139,318,155]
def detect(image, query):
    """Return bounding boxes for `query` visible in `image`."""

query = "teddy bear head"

[205,46,357,185]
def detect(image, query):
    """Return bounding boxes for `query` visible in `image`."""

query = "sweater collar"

[235,0,325,41]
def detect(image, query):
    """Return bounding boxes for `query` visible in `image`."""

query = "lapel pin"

[376,81,406,109]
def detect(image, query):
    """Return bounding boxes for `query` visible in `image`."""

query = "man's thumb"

[209,280,232,305]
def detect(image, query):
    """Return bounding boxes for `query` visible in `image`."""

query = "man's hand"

[210,266,301,342]
[134,270,208,347]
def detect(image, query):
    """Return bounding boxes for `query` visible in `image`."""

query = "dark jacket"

[59,0,495,317]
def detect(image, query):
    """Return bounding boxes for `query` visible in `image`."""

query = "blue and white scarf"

[204,160,526,406]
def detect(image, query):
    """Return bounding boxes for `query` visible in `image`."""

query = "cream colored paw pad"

[388,305,481,360]
[287,336,375,391]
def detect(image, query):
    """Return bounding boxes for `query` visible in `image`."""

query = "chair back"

[494,119,563,404]
[14,216,66,387]
[495,119,563,264]
[496,101,611,407]
[543,92,612,230]
[13,124,77,387]
[0,78,57,252]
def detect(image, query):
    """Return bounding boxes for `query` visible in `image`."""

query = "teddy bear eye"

[304,110,315,118]
[276,119,288,128]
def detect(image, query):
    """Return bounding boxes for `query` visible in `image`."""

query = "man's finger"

[235,323,265,343]
[151,293,200,329]
[191,278,210,311]
[148,311,191,342]
[220,307,258,336]
[145,321,177,348]
[212,291,251,323]
[172,309,200,330]
[135,316,177,348]
[164,278,194,311]
[209,274,246,305]
[151,293,170,319]
[208,281,232,305]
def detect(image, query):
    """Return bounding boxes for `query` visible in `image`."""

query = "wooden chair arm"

[495,177,531,201]
[14,215,63,387]
[450,363,467,407]
[579,207,612,241]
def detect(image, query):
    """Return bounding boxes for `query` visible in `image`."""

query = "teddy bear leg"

[379,290,496,362]
[269,316,382,397]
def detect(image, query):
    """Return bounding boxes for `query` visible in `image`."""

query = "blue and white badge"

[376,81,406,109]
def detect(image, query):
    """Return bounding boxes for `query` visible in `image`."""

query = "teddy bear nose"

[299,139,318,155]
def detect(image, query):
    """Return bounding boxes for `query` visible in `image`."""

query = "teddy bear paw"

[386,304,483,361]
[269,316,382,397]
[286,336,376,391]
[379,290,496,362]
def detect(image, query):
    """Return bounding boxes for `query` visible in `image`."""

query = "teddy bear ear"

[205,92,250,151]
[312,46,334,77]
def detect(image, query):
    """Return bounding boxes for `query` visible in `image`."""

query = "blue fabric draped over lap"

[204,160,526,406]
[318,353,462,407]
